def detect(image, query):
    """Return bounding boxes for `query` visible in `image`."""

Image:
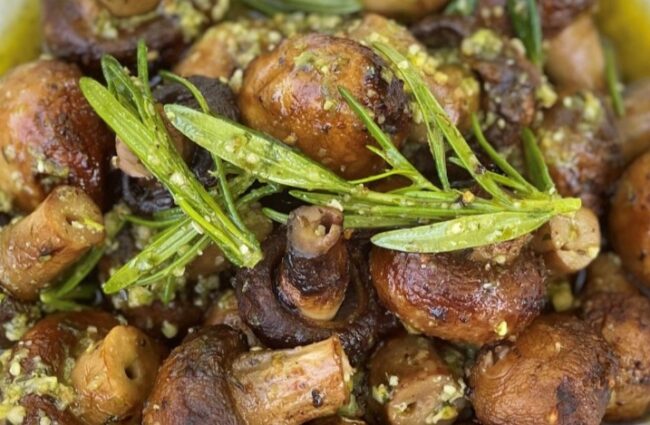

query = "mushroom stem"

[0,186,105,301]
[72,325,163,425]
[279,206,349,321]
[231,337,353,425]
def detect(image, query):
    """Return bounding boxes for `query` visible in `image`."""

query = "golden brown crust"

[469,314,617,425]
[369,245,546,345]
[239,33,411,179]
[0,60,114,211]
[582,293,650,421]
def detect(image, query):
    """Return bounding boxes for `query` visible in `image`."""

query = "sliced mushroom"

[0,186,105,302]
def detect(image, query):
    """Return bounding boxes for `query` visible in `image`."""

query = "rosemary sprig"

[522,128,555,193]
[166,42,580,253]
[80,42,262,268]
[444,0,478,16]
[241,0,361,14]
[507,0,543,66]
[603,40,626,117]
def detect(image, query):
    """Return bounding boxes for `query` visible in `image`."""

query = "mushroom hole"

[288,206,344,258]
[124,363,141,381]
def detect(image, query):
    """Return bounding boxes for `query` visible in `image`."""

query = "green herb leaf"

[507,0,543,66]
[603,40,626,117]
[241,0,361,14]
[522,128,555,193]
[372,212,552,252]
[445,0,478,16]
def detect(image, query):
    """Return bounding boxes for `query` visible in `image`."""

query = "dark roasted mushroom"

[0,292,41,349]
[238,33,411,179]
[545,14,605,92]
[582,276,650,421]
[617,79,650,164]
[205,290,261,347]
[469,314,617,425]
[0,59,114,212]
[143,326,352,425]
[537,91,622,215]
[361,0,449,20]
[531,207,601,277]
[235,206,395,366]
[367,334,467,425]
[584,252,641,298]
[2,311,163,424]
[0,186,105,302]
[42,0,224,73]
[309,417,367,425]
[609,150,650,288]
[369,240,546,346]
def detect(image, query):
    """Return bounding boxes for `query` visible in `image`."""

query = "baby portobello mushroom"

[545,14,605,92]
[584,252,641,298]
[469,314,617,425]
[3,311,163,424]
[582,291,650,421]
[205,290,261,348]
[369,241,546,346]
[239,33,411,179]
[0,59,114,212]
[42,0,222,73]
[610,150,650,288]
[532,207,601,277]
[367,334,467,425]
[235,206,395,366]
[361,0,449,20]
[618,79,650,164]
[143,326,352,425]
[0,186,105,302]
[537,91,622,215]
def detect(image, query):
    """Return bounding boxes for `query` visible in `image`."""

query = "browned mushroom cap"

[369,242,546,346]
[545,14,605,92]
[143,326,352,425]
[238,33,411,179]
[345,14,480,135]
[367,334,467,425]
[0,292,41,349]
[0,186,105,302]
[582,292,650,421]
[618,79,650,164]
[532,207,601,277]
[0,59,114,212]
[537,91,622,215]
[2,311,118,420]
[583,252,641,298]
[72,325,164,424]
[234,226,396,367]
[610,151,650,288]
[205,290,261,347]
[360,0,449,20]
[469,314,617,425]
[41,0,220,73]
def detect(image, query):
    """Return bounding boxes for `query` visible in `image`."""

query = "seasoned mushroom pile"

[1,0,650,424]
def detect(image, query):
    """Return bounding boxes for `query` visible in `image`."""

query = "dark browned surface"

[470,314,617,425]
[360,0,449,20]
[618,79,650,164]
[235,230,396,366]
[42,0,185,73]
[537,92,622,215]
[0,60,114,211]
[369,245,546,345]
[582,293,650,421]
[143,326,248,425]
[239,33,411,179]
[0,186,104,301]
[610,151,650,288]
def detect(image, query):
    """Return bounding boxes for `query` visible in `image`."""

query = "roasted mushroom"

[1,311,163,424]
[584,252,641,298]
[361,0,449,20]
[469,314,617,425]
[0,59,114,212]
[235,206,395,366]
[42,0,225,73]
[367,334,467,425]
[205,290,261,347]
[617,79,650,164]
[531,207,601,277]
[537,91,622,214]
[610,150,650,288]
[369,240,546,346]
[309,417,367,425]
[238,33,411,179]
[545,14,605,92]
[143,326,352,425]
[0,186,105,302]
[0,292,41,349]
[582,291,650,421]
